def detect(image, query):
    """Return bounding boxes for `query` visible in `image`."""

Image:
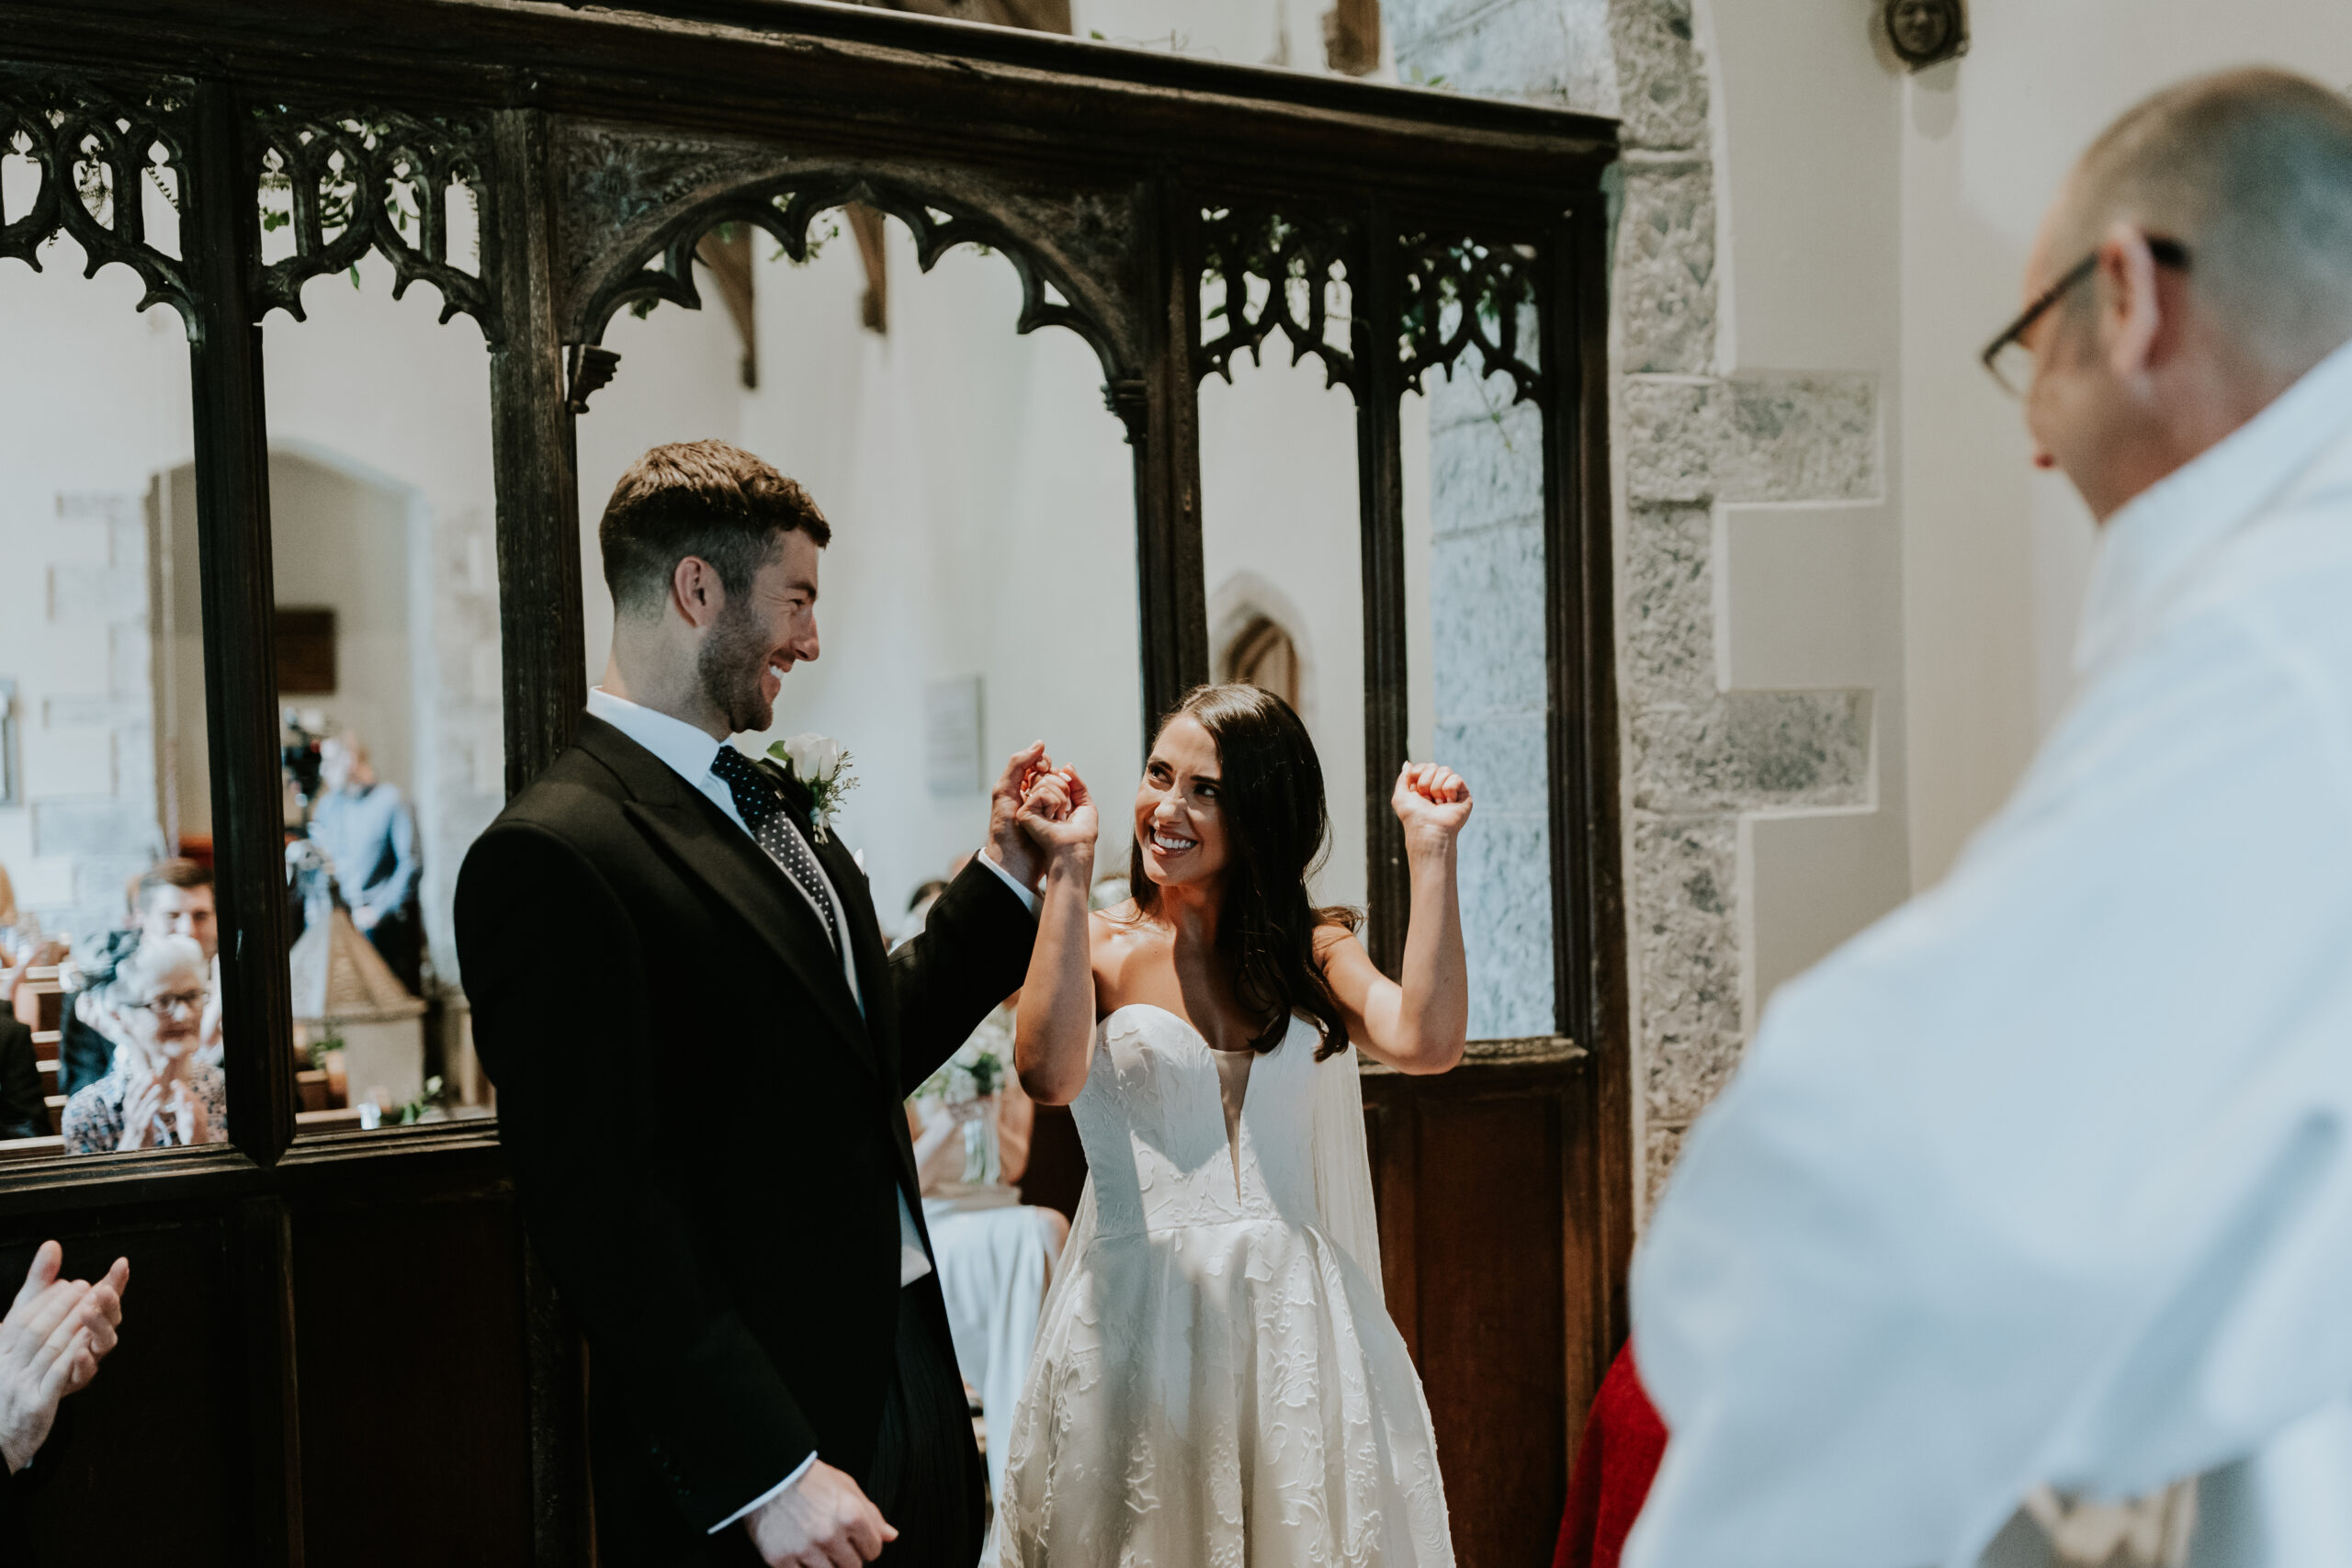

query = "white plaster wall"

[1706,0,1912,1013]
[0,250,189,935]
[1900,2,2352,887]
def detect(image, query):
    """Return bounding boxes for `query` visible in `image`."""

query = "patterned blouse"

[62,1058,229,1155]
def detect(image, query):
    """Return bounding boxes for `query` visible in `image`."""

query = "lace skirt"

[989,1215,1454,1568]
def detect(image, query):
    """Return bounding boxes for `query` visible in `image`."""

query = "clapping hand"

[0,1242,129,1473]
[1392,762,1473,848]
[1015,765,1098,864]
[116,1072,167,1154]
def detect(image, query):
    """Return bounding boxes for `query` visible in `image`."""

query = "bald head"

[2051,69,2352,378]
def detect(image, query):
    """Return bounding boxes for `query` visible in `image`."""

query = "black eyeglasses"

[1981,236,2189,397]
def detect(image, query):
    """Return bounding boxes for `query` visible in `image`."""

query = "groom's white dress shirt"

[1630,336,2352,1568]
[584,686,1039,1529]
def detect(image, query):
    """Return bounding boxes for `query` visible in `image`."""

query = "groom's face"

[695,529,822,735]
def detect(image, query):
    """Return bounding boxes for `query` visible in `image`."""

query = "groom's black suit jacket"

[455,715,1033,1562]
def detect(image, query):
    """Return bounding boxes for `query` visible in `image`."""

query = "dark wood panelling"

[292,1194,534,1567]
[1367,1061,1579,1568]
[14,1219,243,1564]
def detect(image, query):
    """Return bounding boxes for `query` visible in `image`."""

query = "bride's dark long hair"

[1126,683,1361,1061]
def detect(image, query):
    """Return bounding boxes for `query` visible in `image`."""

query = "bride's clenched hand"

[1016,768,1098,863]
[1392,762,1472,851]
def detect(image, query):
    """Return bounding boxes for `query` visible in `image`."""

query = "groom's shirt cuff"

[707,1450,820,1535]
[977,845,1042,916]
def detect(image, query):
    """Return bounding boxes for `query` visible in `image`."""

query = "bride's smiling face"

[1135,716,1230,890]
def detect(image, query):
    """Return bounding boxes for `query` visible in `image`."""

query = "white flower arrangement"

[918,1007,1012,1106]
[767,731,858,842]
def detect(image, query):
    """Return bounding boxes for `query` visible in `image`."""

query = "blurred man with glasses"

[1629,69,2352,1568]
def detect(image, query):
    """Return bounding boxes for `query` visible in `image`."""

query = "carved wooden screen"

[0,3,1621,1562]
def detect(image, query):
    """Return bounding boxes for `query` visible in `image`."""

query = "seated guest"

[62,934,226,1156]
[909,998,1069,1506]
[59,861,221,1101]
[308,731,423,995]
[55,931,136,1104]
[0,1018,46,1144]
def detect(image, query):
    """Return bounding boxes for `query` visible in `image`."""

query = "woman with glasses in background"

[62,934,226,1156]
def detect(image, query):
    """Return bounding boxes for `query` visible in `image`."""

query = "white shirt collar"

[2075,334,2352,677]
[585,685,735,788]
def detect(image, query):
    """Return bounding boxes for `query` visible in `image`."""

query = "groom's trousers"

[867,1286,986,1567]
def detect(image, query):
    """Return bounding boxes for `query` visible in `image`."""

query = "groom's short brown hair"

[600,440,832,617]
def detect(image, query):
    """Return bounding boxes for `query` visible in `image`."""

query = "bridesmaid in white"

[993,682,1474,1567]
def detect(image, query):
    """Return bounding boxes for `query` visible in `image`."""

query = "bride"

[991,682,1474,1567]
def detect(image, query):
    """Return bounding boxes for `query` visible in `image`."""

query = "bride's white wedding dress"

[989,1003,1454,1566]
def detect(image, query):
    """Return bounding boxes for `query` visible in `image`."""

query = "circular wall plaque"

[1885,0,1966,70]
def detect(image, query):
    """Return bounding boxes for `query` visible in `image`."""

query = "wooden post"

[485,106,595,1566]
[1131,183,1208,753]
[1353,209,1410,976]
[1542,201,1634,1390]
[184,79,300,1168]
[488,107,587,794]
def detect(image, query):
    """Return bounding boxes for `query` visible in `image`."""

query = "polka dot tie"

[710,746,841,953]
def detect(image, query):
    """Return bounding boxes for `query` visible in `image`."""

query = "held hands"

[1014,764,1098,867]
[745,1459,897,1568]
[0,1242,129,1473]
[1392,762,1473,849]
[986,741,1055,890]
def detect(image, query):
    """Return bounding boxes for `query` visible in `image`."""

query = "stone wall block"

[1644,1120,1688,1220]
[1429,395,1545,538]
[1430,522,1549,716]
[31,799,154,860]
[47,565,147,626]
[1623,375,1880,504]
[1632,688,1872,812]
[42,695,144,728]
[1388,0,1612,111]
[1620,502,1713,703]
[1633,812,1740,1122]
[1432,711,1549,815]
[1608,0,1709,151]
[1458,807,1557,1038]
[1615,162,1716,374]
[54,492,141,529]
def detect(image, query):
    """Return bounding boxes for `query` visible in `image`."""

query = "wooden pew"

[0,1134,62,1162]
[11,969,62,1033]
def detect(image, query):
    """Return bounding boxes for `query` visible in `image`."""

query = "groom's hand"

[745,1460,895,1568]
[985,740,1054,890]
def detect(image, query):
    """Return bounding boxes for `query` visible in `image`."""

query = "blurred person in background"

[309,730,423,996]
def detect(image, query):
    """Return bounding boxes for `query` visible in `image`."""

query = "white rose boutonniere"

[768,731,859,842]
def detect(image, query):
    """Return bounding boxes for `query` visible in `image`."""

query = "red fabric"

[1553,1343,1669,1568]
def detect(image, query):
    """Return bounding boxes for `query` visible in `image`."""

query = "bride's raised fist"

[1393,761,1473,844]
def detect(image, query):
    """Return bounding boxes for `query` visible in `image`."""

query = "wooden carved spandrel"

[245,103,501,341]
[553,118,1148,410]
[0,72,195,332]
[1398,231,1543,406]
[1193,203,1357,395]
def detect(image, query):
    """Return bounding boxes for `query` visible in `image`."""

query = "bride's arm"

[1319,762,1474,1075]
[1012,772,1100,1105]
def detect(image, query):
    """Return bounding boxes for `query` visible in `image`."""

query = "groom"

[457,441,1050,1567]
